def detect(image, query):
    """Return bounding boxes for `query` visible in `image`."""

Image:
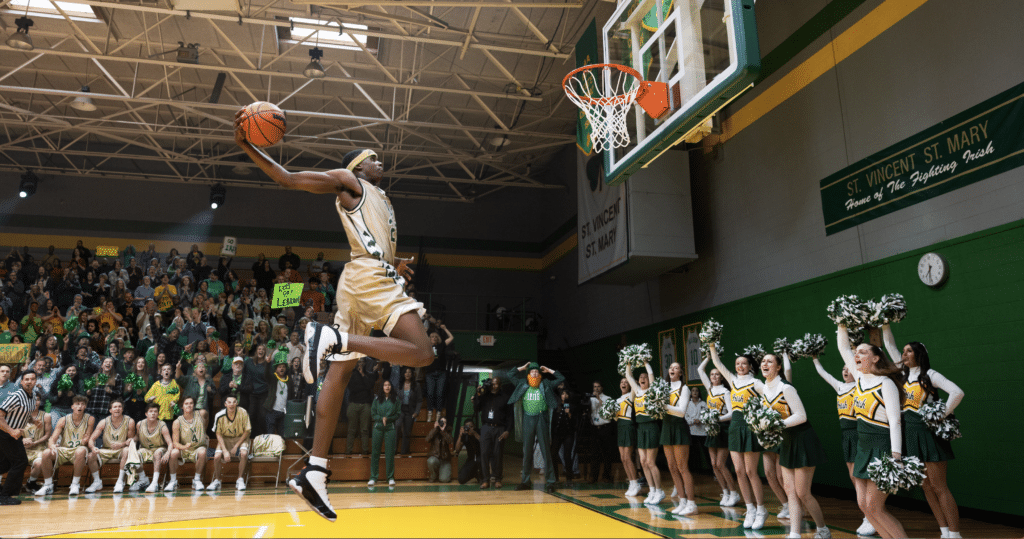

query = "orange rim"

[562,63,645,106]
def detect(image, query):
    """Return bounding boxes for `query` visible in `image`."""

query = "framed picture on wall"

[682,323,702,385]
[658,329,676,380]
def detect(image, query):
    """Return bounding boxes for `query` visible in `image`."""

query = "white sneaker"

[814,527,832,539]
[388,479,395,487]
[720,491,730,506]
[367,479,375,487]
[670,486,677,498]
[34,483,54,496]
[134,476,150,492]
[112,481,124,494]
[743,509,756,529]
[68,483,80,496]
[856,518,877,536]
[752,507,768,530]
[625,482,640,497]
[84,478,103,493]
[778,503,790,519]
[680,500,698,515]
[192,479,205,490]
[649,489,665,505]
[642,490,654,503]
[236,478,246,491]
[144,481,158,493]
[164,479,178,492]
[304,322,346,384]
[726,491,741,507]
[206,479,222,491]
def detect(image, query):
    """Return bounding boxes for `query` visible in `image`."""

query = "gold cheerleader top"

[837,384,857,421]
[707,386,729,415]
[616,395,634,421]
[762,390,791,420]
[730,378,759,413]
[854,379,890,428]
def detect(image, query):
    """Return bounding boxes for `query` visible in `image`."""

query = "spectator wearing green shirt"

[203,272,225,298]
[506,362,564,493]
[368,380,400,487]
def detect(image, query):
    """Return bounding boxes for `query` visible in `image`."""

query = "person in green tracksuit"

[368,379,400,487]
[506,362,564,493]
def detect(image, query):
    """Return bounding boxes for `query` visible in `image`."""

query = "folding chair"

[246,434,285,488]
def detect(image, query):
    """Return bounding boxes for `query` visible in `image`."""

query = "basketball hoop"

[563,63,643,152]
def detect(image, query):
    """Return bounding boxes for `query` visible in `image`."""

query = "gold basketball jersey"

[337,179,398,265]
[176,415,208,447]
[60,414,91,449]
[138,420,166,450]
[102,416,130,447]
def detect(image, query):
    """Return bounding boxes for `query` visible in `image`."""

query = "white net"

[564,65,641,152]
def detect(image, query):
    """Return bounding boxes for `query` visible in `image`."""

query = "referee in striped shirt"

[0,370,37,505]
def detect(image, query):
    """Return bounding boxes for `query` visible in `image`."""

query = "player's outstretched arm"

[234,114,359,196]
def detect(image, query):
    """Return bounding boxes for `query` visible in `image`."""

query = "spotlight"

[19,171,38,198]
[69,86,98,112]
[7,17,34,51]
[303,47,326,79]
[210,183,226,209]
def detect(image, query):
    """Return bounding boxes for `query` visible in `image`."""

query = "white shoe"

[206,479,221,491]
[778,503,790,519]
[856,518,877,536]
[726,491,741,507]
[680,500,698,515]
[814,527,832,539]
[236,478,246,491]
[34,483,54,496]
[133,476,150,492]
[304,322,346,384]
[624,482,640,497]
[144,481,158,493]
[112,481,124,494]
[642,490,654,503]
[84,478,103,493]
[367,479,375,487]
[192,479,205,490]
[670,486,677,498]
[164,479,178,492]
[648,489,665,505]
[743,509,756,529]
[720,491,730,506]
[752,507,768,530]
[388,479,395,487]
[68,483,80,496]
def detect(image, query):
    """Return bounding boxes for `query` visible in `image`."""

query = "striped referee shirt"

[1,388,35,431]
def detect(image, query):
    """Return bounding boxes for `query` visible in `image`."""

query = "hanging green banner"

[575,19,599,154]
[820,81,1024,235]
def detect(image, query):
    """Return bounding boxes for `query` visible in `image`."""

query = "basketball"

[239,101,286,147]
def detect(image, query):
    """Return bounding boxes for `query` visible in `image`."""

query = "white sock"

[169,473,176,481]
[117,470,125,482]
[756,505,766,513]
[71,477,81,485]
[339,331,348,352]
[746,503,755,512]
[194,473,202,481]
[939,527,949,537]
[309,456,328,469]
[29,474,38,481]
[92,471,101,482]
[43,477,53,486]
[152,472,160,484]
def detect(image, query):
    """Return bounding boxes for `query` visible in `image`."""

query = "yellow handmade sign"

[0,343,31,366]
[96,246,119,257]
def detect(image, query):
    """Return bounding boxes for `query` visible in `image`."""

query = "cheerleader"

[813,356,876,536]
[883,326,964,539]
[761,352,793,521]
[759,354,831,539]
[624,358,664,504]
[615,377,641,497]
[709,343,768,530]
[698,356,740,507]
[837,325,908,539]
[661,362,697,515]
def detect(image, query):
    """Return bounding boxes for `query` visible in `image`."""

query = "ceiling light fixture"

[19,171,38,198]
[209,183,226,209]
[69,86,97,112]
[7,16,34,51]
[303,47,326,79]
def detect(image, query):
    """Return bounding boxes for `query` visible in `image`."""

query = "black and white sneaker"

[304,322,348,384]
[288,464,336,522]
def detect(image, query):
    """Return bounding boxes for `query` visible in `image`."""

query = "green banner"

[575,19,599,154]
[821,81,1024,235]
[271,282,302,309]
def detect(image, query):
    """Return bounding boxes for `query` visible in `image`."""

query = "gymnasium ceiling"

[0,0,615,202]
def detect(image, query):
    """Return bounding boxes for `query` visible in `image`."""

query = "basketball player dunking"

[235,113,434,521]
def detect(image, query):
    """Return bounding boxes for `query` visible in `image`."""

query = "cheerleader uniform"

[728,375,764,453]
[634,390,661,450]
[902,366,962,462]
[660,381,691,446]
[762,378,827,469]
[851,374,903,479]
[838,384,858,463]
[705,386,731,448]
[616,393,637,447]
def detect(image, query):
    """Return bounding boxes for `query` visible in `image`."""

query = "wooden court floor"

[3,468,1021,538]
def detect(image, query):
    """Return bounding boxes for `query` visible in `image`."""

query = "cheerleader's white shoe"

[648,489,665,504]
[670,487,677,498]
[856,518,877,536]
[778,503,790,519]
[719,491,730,506]
[743,509,756,529]
[726,491,741,507]
[680,500,698,515]
[624,481,640,497]
[752,507,768,530]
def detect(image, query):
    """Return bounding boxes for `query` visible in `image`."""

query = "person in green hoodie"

[368,379,400,487]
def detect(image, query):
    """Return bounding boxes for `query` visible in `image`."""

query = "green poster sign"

[271,282,302,309]
[575,19,598,154]
[820,81,1024,235]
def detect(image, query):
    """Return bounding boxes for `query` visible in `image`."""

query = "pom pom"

[699,406,721,437]
[96,373,110,386]
[743,398,784,449]
[919,401,962,441]
[827,295,872,327]
[57,373,73,392]
[794,333,828,358]
[123,373,143,391]
[64,317,79,332]
[172,404,182,417]
[644,378,670,420]
[617,343,652,376]
[699,319,723,345]
[867,455,927,494]
[877,293,907,325]
[847,327,866,347]
[598,398,618,421]
[166,386,179,395]
[83,377,97,392]
[700,342,723,362]
[741,344,766,365]
[773,337,794,359]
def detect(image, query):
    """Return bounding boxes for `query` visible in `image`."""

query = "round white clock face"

[918,253,948,287]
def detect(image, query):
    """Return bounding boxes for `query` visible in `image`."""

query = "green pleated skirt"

[780,422,828,469]
[840,420,858,463]
[617,419,636,447]
[705,423,730,448]
[636,419,661,449]
[660,414,691,446]
[853,421,891,480]
[728,411,764,453]
[903,411,954,462]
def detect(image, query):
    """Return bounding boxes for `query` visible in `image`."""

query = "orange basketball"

[240,101,286,147]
